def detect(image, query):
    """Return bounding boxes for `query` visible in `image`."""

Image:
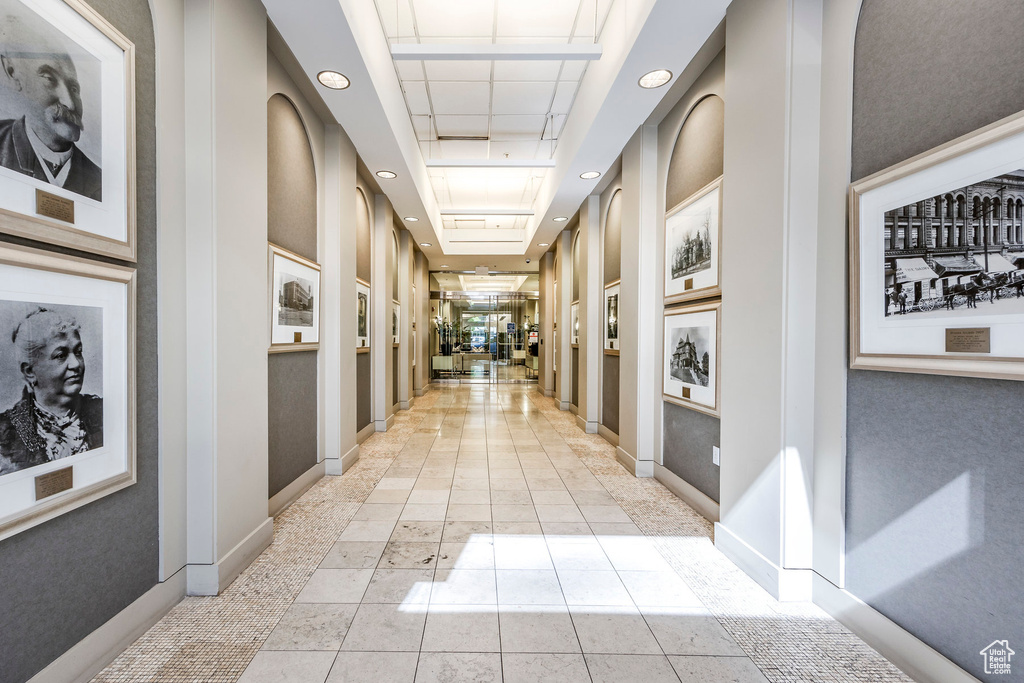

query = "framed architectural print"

[392,300,400,346]
[665,177,722,304]
[356,279,369,351]
[0,242,135,541]
[850,111,1024,380]
[570,301,579,346]
[663,301,720,417]
[0,0,137,261]
[604,282,620,354]
[269,243,320,353]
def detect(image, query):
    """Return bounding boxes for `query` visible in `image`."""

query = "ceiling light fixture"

[639,69,673,89]
[538,243,549,247]
[580,171,601,180]
[376,170,397,179]
[317,70,350,90]
[404,216,419,222]
[440,264,449,268]
[553,216,569,222]
[420,242,432,247]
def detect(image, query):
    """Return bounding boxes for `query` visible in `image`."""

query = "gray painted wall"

[0,2,158,681]
[847,1,1024,676]
[602,356,619,434]
[571,347,580,408]
[356,353,372,431]
[355,187,371,432]
[602,187,622,434]
[659,55,725,502]
[267,93,318,498]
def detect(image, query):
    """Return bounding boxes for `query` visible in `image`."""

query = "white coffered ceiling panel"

[423,60,491,80]
[493,60,563,81]
[412,0,494,37]
[434,115,489,137]
[490,115,547,139]
[492,82,557,116]
[429,81,491,115]
[403,80,431,115]
[495,0,579,37]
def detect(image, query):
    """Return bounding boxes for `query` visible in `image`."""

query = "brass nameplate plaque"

[294,332,302,343]
[681,387,691,399]
[685,278,694,291]
[945,327,990,354]
[35,467,73,500]
[36,189,75,224]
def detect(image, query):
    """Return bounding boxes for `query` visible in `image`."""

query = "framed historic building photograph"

[269,243,319,353]
[850,111,1024,380]
[0,0,136,261]
[392,300,400,346]
[356,279,369,351]
[665,177,722,304]
[604,282,619,354]
[663,301,720,417]
[0,242,135,541]
[570,301,579,346]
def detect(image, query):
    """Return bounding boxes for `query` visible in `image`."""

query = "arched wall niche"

[604,189,623,284]
[355,187,371,282]
[666,94,725,210]
[570,229,581,407]
[601,187,623,436]
[355,185,373,433]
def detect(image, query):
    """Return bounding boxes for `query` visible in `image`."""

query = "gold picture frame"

[269,243,320,353]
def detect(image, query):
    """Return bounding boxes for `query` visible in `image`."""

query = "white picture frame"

[0,0,137,261]
[604,282,620,354]
[850,111,1024,380]
[570,301,579,347]
[0,242,135,541]
[665,177,722,304]
[663,301,720,417]
[269,243,320,353]
[356,278,369,351]
[392,299,400,346]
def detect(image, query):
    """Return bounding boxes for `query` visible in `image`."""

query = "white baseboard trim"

[812,574,980,683]
[414,388,425,397]
[575,414,598,433]
[374,413,395,432]
[28,569,186,683]
[597,424,619,446]
[653,463,720,522]
[558,400,571,411]
[615,447,654,478]
[569,403,579,416]
[544,389,554,397]
[326,443,360,475]
[269,461,324,517]
[713,522,812,601]
[399,400,410,410]
[187,517,273,596]
[356,422,374,444]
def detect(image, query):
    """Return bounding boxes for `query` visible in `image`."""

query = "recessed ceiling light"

[405,216,419,222]
[538,243,549,247]
[553,216,568,222]
[376,170,397,179]
[420,242,432,247]
[317,71,350,90]
[639,69,673,89]
[580,171,601,180]
[440,264,449,268]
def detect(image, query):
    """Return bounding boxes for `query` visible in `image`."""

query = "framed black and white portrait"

[570,301,579,347]
[269,243,320,353]
[663,301,720,417]
[665,177,722,304]
[850,112,1024,380]
[392,300,400,346]
[604,282,619,354]
[0,0,136,261]
[0,242,135,541]
[356,278,369,351]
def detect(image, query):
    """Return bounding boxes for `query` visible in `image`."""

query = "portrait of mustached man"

[0,7,101,201]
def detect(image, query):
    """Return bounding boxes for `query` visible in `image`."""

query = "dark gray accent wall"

[602,356,619,434]
[355,188,371,432]
[0,2,158,681]
[391,347,399,407]
[571,347,580,407]
[267,94,318,498]
[356,353,372,431]
[660,57,724,502]
[848,2,1024,677]
[602,188,622,434]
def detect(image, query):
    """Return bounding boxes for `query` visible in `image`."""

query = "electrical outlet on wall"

[713,446,720,466]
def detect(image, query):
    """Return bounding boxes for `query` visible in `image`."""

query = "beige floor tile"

[327,652,418,682]
[496,569,565,605]
[490,490,533,505]
[556,570,633,607]
[320,541,387,569]
[497,605,581,654]
[441,520,493,543]
[341,604,427,652]
[390,521,444,543]
[340,520,397,542]
[377,541,440,569]
[437,541,495,570]
[445,504,492,521]
[262,603,358,651]
[295,568,374,604]
[430,569,498,605]
[491,504,539,522]
[668,655,770,682]
[400,504,448,522]
[237,651,336,683]
[501,653,591,683]
[569,605,663,654]
[585,654,681,683]
[362,568,434,604]
[415,652,502,683]
[421,607,501,652]
[641,607,745,656]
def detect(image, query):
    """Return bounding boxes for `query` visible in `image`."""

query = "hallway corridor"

[95,387,910,683]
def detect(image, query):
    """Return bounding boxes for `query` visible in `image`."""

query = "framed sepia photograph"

[0,0,136,261]
[392,299,400,346]
[570,301,579,347]
[850,111,1024,380]
[604,282,620,354]
[663,301,720,417]
[269,243,320,353]
[665,177,722,304]
[0,242,135,541]
[356,279,369,351]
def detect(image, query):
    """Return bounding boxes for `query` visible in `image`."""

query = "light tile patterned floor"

[93,386,911,683]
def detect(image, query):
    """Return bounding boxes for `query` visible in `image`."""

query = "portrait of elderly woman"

[0,305,103,475]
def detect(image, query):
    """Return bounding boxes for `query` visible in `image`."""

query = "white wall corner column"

[618,125,659,478]
[182,0,272,596]
[397,231,412,409]
[539,252,555,396]
[324,125,359,475]
[555,230,573,410]
[717,0,824,601]
[372,195,393,430]
[413,250,429,394]
[577,195,601,434]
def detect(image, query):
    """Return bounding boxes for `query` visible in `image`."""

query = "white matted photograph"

[0,242,134,541]
[0,0,135,260]
[356,279,369,350]
[604,282,619,353]
[392,300,400,346]
[850,111,1024,380]
[663,301,720,417]
[269,243,320,353]
[665,177,721,304]
[570,301,579,346]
